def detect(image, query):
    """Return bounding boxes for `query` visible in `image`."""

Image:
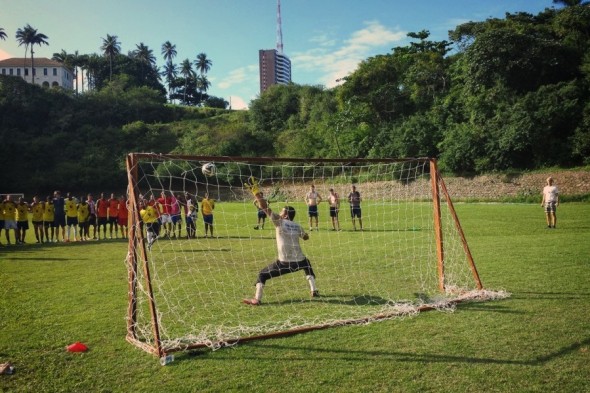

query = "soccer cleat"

[242,298,260,306]
[311,290,320,298]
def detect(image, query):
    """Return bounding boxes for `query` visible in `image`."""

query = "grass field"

[1,202,589,392]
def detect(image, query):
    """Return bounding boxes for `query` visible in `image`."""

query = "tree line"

[1,3,589,196]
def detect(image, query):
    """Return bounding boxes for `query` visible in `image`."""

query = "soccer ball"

[201,162,216,177]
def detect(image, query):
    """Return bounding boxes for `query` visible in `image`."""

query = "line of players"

[0,191,130,245]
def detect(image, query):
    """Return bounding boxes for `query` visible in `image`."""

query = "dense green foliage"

[1,5,589,195]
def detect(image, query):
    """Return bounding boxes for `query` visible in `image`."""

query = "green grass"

[1,202,589,392]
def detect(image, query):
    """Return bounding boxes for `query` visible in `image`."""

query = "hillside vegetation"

[1,4,589,196]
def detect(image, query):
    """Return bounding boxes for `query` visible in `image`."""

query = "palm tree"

[161,62,178,102]
[161,41,177,65]
[194,52,212,75]
[133,42,156,81]
[100,34,121,81]
[15,24,49,85]
[179,58,195,104]
[196,74,211,106]
[53,49,79,92]
[85,53,102,90]
[0,27,7,41]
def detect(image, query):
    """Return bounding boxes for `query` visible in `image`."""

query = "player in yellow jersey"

[77,197,90,241]
[3,195,17,245]
[140,199,160,251]
[64,192,79,242]
[30,195,45,243]
[43,196,56,243]
[15,197,29,244]
[201,193,215,238]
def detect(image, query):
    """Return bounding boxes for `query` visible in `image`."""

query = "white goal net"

[125,154,508,356]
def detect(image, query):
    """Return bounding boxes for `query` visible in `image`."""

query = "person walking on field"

[305,184,322,231]
[243,193,319,306]
[348,185,363,231]
[541,177,559,229]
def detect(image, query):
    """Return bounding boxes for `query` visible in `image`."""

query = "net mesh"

[125,155,508,353]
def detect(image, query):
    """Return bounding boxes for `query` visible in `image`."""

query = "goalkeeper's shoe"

[242,298,260,306]
[311,290,320,298]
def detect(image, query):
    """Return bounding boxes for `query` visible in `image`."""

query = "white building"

[0,57,74,90]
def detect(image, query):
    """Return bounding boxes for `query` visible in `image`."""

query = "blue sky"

[1,0,556,109]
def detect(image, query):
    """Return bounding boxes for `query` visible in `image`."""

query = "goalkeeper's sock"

[255,283,264,302]
[306,275,317,292]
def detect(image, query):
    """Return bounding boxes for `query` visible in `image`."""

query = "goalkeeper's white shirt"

[272,214,306,262]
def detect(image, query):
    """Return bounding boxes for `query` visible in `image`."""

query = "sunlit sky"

[1,0,557,109]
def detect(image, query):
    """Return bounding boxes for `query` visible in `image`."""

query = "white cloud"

[228,95,248,110]
[217,64,258,89]
[292,21,406,88]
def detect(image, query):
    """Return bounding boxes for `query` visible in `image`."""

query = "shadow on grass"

[179,336,590,366]
[513,291,590,300]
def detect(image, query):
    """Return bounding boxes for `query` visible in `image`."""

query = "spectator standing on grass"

[16,197,29,244]
[77,197,90,241]
[108,193,119,239]
[348,185,363,231]
[117,195,128,239]
[53,191,66,242]
[43,196,55,243]
[96,193,109,240]
[541,177,559,229]
[3,195,17,245]
[169,193,182,238]
[157,191,173,238]
[328,188,341,231]
[185,193,198,239]
[65,192,79,242]
[86,193,97,240]
[30,195,45,243]
[305,184,322,231]
[201,193,215,238]
[254,192,268,230]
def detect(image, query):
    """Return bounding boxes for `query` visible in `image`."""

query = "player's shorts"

[97,217,108,226]
[108,216,118,224]
[257,210,267,219]
[307,205,318,217]
[329,207,339,218]
[146,222,160,236]
[54,214,66,227]
[88,214,97,226]
[32,220,43,226]
[66,216,78,226]
[203,214,213,225]
[160,214,172,224]
[545,202,557,213]
[44,220,56,228]
[118,217,128,226]
[4,220,17,230]
[0,220,4,229]
[257,258,315,285]
[350,206,362,218]
[17,221,29,230]
[171,214,182,225]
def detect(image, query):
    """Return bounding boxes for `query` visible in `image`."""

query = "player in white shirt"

[541,177,559,229]
[243,193,319,305]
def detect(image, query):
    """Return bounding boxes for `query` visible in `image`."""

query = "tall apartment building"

[0,57,74,90]
[259,49,291,93]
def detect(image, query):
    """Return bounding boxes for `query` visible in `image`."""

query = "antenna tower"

[276,0,284,54]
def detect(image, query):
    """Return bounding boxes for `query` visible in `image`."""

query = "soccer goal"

[125,153,508,358]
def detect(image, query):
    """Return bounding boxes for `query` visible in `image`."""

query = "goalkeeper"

[243,192,319,305]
